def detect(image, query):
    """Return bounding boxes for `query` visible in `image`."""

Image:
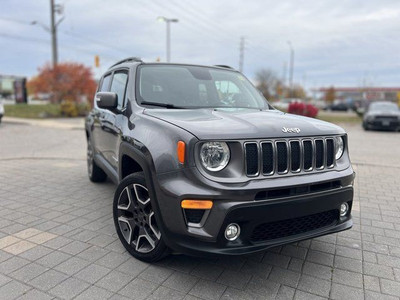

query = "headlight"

[334,136,344,160]
[200,142,230,171]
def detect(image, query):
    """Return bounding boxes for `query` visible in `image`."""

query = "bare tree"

[255,69,281,100]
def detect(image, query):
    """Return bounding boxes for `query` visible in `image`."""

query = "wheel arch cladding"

[121,154,143,179]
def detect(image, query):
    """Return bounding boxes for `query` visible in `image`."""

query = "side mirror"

[95,92,118,110]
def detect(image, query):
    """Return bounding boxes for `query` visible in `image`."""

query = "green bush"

[60,101,91,117]
[4,104,61,118]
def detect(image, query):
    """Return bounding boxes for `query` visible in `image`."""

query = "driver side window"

[99,74,111,92]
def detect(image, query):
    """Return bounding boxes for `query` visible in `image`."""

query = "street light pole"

[166,20,171,63]
[157,17,179,62]
[239,36,245,72]
[287,41,294,93]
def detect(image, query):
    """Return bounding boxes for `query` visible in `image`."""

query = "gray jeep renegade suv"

[85,57,354,262]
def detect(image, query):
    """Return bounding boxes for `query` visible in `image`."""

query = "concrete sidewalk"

[2,117,85,130]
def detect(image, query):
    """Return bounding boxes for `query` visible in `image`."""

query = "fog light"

[225,223,240,241]
[340,203,349,217]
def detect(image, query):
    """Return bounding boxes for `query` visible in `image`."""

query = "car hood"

[365,110,400,117]
[144,108,345,139]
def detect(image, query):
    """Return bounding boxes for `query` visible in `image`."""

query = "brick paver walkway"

[0,120,399,299]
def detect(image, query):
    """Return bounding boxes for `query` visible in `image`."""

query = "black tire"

[362,122,369,131]
[87,139,107,182]
[113,172,169,262]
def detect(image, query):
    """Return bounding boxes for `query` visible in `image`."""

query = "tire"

[362,122,369,131]
[113,172,169,262]
[87,138,107,182]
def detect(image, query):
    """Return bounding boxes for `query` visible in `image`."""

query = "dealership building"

[317,87,400,102]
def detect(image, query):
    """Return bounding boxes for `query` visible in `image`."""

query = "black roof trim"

[214,65,234,69]
[109,57,143,69]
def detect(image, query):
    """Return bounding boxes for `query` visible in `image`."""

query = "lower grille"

[250,210,338,242]
[184,209,205,224]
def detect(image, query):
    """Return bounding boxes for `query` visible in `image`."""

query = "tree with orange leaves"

[28,62,97,103]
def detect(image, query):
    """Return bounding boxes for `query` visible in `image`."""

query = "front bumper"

[151,167,354,256]
[367,119,400,130]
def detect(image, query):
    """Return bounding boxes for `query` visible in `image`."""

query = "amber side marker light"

[181,200,213,210]
[177,141,185,164]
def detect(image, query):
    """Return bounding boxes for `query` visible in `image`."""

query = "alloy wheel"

[116,184,161,253]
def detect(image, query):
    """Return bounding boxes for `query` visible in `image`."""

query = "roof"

[107,58,237,72]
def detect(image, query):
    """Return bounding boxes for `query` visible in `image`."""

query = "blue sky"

[0,0,399,89]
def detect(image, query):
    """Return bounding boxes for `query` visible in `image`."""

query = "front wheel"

[113,172,169,262]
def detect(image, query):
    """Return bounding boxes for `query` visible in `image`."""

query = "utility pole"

[287,41,294,94]
[50,0,57,68]
[31,1,64,68]
[239,36,245,72]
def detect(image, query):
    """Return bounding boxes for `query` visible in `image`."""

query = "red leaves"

[27,62,97,103]
[288,101,319,118]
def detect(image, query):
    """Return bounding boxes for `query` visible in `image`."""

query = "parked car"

[324,100,349,111]
[273,98,303,110]
[0,99,4,123]
[86,58,354,262]
[363,101,400,131]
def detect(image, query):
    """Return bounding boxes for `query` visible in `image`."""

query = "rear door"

[92,73,112,157]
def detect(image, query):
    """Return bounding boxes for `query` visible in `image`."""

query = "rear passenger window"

[110,71,128,109]
[99,74,111,92]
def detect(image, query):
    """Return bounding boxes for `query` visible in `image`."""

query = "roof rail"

[214,65,234,69]
[109,57,143,69]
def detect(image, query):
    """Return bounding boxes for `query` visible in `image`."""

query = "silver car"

[363,101,400,131]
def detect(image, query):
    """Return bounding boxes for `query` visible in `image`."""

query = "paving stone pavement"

[0,120,400,299]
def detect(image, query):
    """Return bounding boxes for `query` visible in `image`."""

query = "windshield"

[369,102,399,112]
[136,65,269,109]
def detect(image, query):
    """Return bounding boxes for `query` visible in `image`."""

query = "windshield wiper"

[140,101,185,109]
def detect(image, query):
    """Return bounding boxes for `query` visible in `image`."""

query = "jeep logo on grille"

[282,127,301,133]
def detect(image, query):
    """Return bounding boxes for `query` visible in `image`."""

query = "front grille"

[261,142,274,174]
[375,116,398,122]
[276,142,288,173]
[245,143,259,176]
[250,210,338,242]
[303,140,313,170]
[245,137,336,177]
[315,140,324,169]
[326,139,334,167]
[290,141,301,172]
